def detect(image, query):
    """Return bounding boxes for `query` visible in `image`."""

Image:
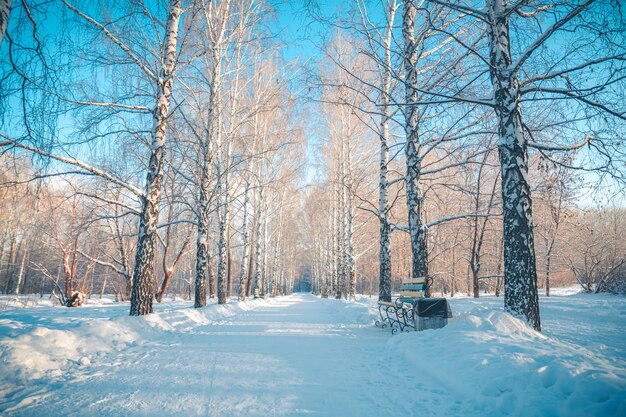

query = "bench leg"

[391,306,415,334]
[401,307,415,332]
[388,306,405,333]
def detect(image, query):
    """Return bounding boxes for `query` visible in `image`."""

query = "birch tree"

[1,0,186,315]
[402,0,428,280]
[421,0,626,329]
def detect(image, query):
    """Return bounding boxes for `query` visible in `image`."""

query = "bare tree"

[420,0,626,329]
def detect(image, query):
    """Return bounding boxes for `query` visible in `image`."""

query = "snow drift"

[0,292,624,417]
[386,302,626,417]
[0,297,271,384]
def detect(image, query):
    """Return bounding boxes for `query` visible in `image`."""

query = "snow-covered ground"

[0,290,624,416]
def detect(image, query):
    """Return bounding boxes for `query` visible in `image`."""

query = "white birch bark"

[331,177,339,297]
[0,0,10,46]
[13,245,27,298]
[253,186,263,296]
[194,152,210,308]
[324,204,333,298]
[336,149,345,299]
[402,0,428,280]
[261,192,269,296]
[215,70,231,304]
[345,135,356,300]
[377,2,396,302]
[486,0,540,330]
[270,194,285,296]
[129,0,182,316]
[238,179,250,301]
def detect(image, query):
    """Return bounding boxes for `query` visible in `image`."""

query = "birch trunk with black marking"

[336,149,345,299]
[216,164,228,304]
[377,4,395,302]
[130,0,182,316]
[238,180,250,301]
[14,245,27,297]
[324,203,333,297]
[345,134,356,300]
[194,161,210,308]
[270,194,285,296]
[486,0,540,330]
[261,192,269,296]
[329,178,339,296]
[246,209,256,298]
[214,64,228,304]
[216,133,232,303]
[253,186,263,296]
[402,0,428,280]
[0,0,9,46]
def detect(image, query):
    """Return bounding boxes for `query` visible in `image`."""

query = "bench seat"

[377,301,396,307]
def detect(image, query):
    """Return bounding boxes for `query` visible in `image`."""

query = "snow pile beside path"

[140,297,271,332]
[332,295,380,326]
[0,294,121,312]
[0,297,272,383]
[388,308,626,417]
[0,319,140,381]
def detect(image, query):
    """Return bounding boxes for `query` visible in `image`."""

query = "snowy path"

[1,294,449,417]
[1,292,625,417]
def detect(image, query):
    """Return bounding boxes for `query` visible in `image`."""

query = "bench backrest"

[399,277,427,303]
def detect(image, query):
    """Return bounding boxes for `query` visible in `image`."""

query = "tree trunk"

[377,3,396,302]
[4,234,17,293]
[226,243,232,298]
[216,199,228,304]
[378,143,392,302]
[216,160,228,304]
[487,0,540,330]
[155,272,171,303]
[331,185,338,297]
[194,159,210,309]
[253,189,263,296]
[0,0,10,46]
[545,255,551,297]
[0,236,6,290]
[100,275,107,299]
[14,245,27,297]
[403,0,428,281]
[472,264,480,298]
[544,221,559,297]
[270,201,284,297]
[261,195,268,296]
[324,205,332,298]
[130,0,182,316]
[238,181,250,301]
[246,210,256,298]
[346,171,356,300]
[335,162,344,299]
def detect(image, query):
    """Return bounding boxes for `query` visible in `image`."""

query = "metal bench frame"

[375,277,427,334]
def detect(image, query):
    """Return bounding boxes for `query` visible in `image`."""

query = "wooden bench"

[376,277,427,333]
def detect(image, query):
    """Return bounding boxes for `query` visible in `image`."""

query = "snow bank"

[0,297,273,383]
[1,320,138,381]
[328,295,380,326]
[387,307,626,417]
